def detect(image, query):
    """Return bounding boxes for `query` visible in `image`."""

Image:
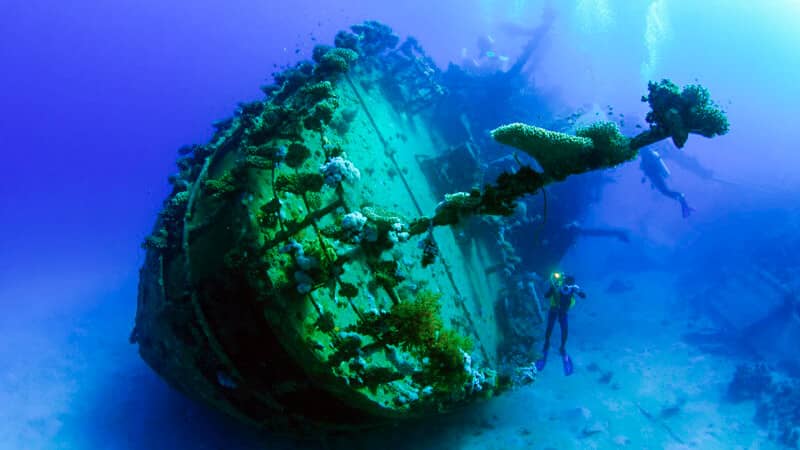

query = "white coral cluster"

[395,388,420,405]
[279,239,318,294]
[462,350,488,394]
[385,345,416,376]
[387,222,410,243]
[320,156,360,186]
[294,272,314,294]
[279,240,302,255]
[341,211,367,243]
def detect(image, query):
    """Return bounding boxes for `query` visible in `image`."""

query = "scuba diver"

[535,272,586,376]
[438,7,556,148]
[460,34,510,74]
[563,220,630,243]
[640,147,695,218]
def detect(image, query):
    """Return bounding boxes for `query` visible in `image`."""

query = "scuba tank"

[654,151,671,179]
[644,149,671,179]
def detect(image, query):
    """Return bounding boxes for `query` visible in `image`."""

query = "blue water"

[2,0,799,448]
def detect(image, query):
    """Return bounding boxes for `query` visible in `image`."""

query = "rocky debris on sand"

[726,363,800,448]
[598,370,614,384]
[613,434,631,446]
[580,420,607,437]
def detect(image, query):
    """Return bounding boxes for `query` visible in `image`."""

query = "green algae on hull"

[135,21,504,434]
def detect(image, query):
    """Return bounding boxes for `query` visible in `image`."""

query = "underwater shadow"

[69,356,495,450]
[49,289,315,450]
[50,285,495,450]
[59,355,288,450]
[325,402,496,450]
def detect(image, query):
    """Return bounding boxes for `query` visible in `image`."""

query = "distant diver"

[441,6,556,146]
[462,7,555,77]
[462,34,510,74]
[659,144,715,181]
[563,220,630,243]
[535,272,586,376]
[660,144,744,189]
[640,147,695,218]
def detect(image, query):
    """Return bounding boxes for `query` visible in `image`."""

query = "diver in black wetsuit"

[640,147,695,218]
[535,272,586,376]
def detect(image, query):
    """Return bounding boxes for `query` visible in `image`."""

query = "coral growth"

[265,62,314,102]
[334,30,360,51]
[278,239,336,295]
[490,122,636,182]
[300,81,336,105]
[313,47,360,77]
[341,211,368,242]
[351,21,400,56]
[203,171,239,199]
[491,123,594,181]
[284,143,311,168]
[329,331,364,367]
[314,311,336,333]
[638,79,729,148]
[348,290,480,392]
[244,144,287,167]
[333,206,412,258]
[418,232,439,268]
[304,98,339,131]
[575,121,632,168]
[320,156,361,186]
[330,107,358,135]
[338,281,359,299]
[372,259,404,289]
[257,197,282,229]
[433,191,482,226]
[142,227,169,250]
[274,173,325,195]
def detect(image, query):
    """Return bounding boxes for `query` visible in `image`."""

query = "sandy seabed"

[0,263,778,450]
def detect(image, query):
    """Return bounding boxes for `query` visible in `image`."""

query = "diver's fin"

[535,351,548,371]
[562,353,574,376]
[680,201,695,218]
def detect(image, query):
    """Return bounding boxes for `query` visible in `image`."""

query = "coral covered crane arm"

[491,79,729,180]
[424,79,729,228]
